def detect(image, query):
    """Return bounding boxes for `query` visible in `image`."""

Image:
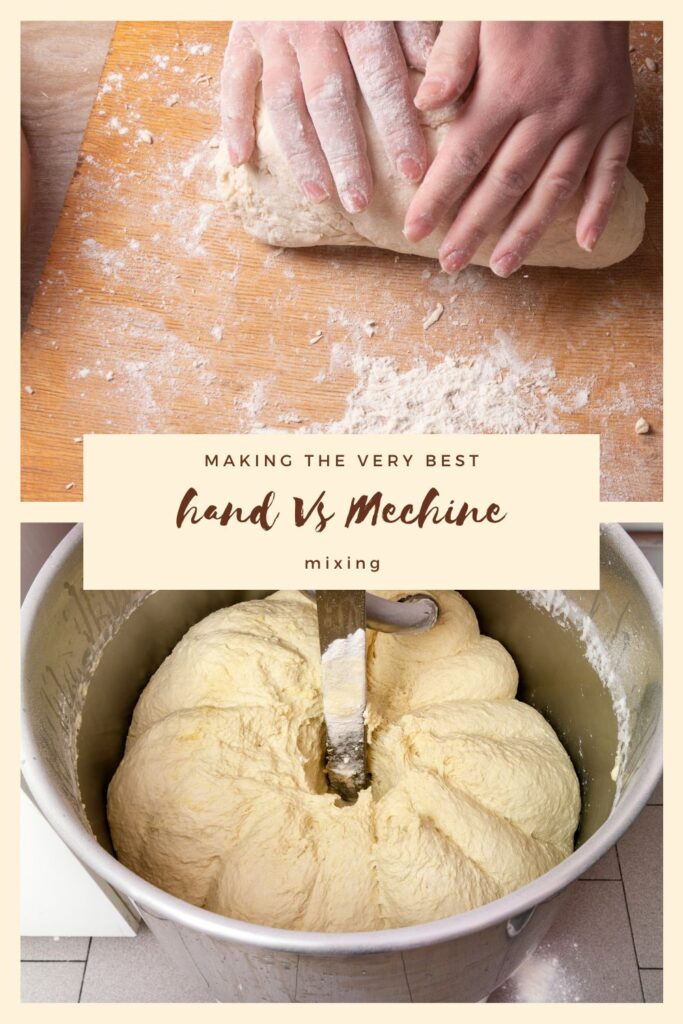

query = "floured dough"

[108,590,580,931]
[217,75,646,270]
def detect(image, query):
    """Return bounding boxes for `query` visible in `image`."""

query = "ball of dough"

[217,74,646,271]
[107,590,580,931]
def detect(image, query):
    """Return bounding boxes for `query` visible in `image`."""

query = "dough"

[108,591,580,931]
[217,77,646,270]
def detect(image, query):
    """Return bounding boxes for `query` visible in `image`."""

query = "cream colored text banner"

[84,434,600,589]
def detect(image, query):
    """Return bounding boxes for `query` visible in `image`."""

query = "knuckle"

[545,170,580,203]
[380,118,422,154]
[601,153,628,176]
[283,133,315,164]
[263,80,299,117]
[490,165,530,199]
[328,152,365,178]
[449,142,484,179]
[362,61,403,100]
[306,72,353,118]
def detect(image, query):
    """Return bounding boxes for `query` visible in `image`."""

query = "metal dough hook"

[307,590,440,802]
[301,590,439,634]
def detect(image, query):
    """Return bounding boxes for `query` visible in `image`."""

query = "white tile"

[580,846,620,880]
[648,776,663,805]
[618,805,662,968]
[21,936,90,961]
[80,925,212,1002]
[640,969,662,1002]
[21,961,85,1002]
[489,881,642,1003]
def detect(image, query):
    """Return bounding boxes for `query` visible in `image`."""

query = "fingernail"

[415,75,448,110]
[440,247,470,274]
[491,251,523,278]
[403,214,434,242]
[397,154,424,182]
[580,226,602,253]
[340,187,368,214]
[303,180,329,203]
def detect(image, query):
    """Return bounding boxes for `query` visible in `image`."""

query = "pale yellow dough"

[108,591,580,931]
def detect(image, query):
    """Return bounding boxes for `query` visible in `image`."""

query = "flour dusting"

[502,948,582,1002]
[297,330,591,436]
[518,588,631,800]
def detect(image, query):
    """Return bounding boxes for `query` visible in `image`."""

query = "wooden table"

[21,21,662,502]
[21,22,116,328]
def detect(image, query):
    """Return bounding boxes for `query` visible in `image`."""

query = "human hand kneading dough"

[221,21,436,213]
[405,22,635,275]
[222,21,635,275]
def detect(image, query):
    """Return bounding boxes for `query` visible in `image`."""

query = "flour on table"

[237,329,591,437]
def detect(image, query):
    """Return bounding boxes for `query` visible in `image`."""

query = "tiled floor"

[21,780,662,1003]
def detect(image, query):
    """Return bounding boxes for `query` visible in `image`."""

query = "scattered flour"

[107,116,129,136]
[297,331,590,436]
[503,949,582,1003]
[80,238,126,279]
[235,378,273,427]
[178,203,214,255]
[181,148,205,179]
[185,42,212,56]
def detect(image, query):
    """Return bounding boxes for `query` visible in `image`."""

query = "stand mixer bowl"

[21,524,662,1002]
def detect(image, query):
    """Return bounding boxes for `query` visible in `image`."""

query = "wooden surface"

[21,22,116,328]
[21,21,662,502]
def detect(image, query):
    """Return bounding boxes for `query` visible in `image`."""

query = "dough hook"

[301,590,439,634]
[307,590,439,802]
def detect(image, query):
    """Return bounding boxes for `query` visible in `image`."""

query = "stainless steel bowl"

[21,524,662,1002]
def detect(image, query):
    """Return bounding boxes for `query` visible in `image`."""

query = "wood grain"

[21,22,116,327]
[21,21,662,502]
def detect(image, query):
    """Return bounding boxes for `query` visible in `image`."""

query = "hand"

[221,21,434,214]
[404,22,635,276]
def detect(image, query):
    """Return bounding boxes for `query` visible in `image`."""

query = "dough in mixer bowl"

[108,590,580,931]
